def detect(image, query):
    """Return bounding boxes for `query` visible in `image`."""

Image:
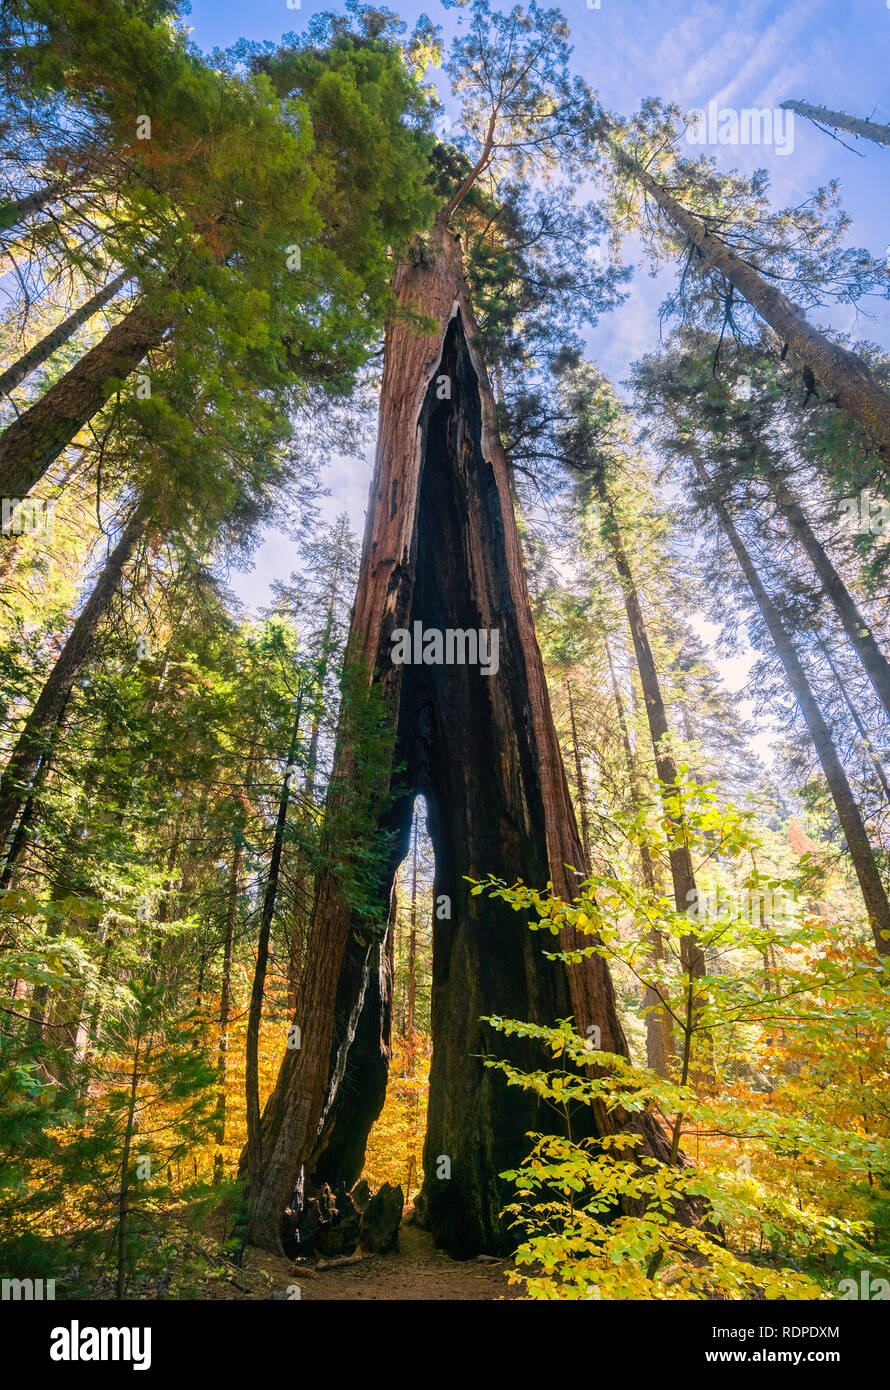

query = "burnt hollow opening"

[360,796,433,1200]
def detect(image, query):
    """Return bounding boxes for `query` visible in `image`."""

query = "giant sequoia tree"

[244,1,677,1256]
[247,218,675,1258]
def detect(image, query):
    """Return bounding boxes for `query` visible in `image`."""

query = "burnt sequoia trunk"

[246,223,672,1257]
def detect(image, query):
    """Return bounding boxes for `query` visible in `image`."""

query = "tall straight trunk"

[37,767,115,1076]
[564,678,592,869]
[688,449,890,955]
[247,222,674,1257]
[0,449,89,583]
[605,136,890,463]
[0,271,129,399]
[0,793,35,890]
[0,507,146,849]
[0,303,164,500]
[0,180,69,233]
[214,835,243,1182]
[82,927,115,1071]
[43,902,99,1083]
[245,693,303,1203]
[603,635,672,1077]
[816,635,890,804]
[286,529,347,1011]
[0,682,72,895]
[406,811,418,1052]
[769,473,890,719]
[779,101,890,148]
[117,1033,145,1299]
[597,488,703,940]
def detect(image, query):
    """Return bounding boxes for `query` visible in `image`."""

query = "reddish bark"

[246,224,672,1257]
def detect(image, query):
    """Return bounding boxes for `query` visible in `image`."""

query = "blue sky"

[184,0,890,740]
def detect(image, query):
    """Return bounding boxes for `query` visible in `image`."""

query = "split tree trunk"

[306,882,396,1193]
[246,223,673,1257]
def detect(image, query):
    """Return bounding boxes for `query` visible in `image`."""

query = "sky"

[182,0,890,749]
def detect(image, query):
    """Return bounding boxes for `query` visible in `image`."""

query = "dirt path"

[226,1222,519,1302]
[299,1224,518,1301]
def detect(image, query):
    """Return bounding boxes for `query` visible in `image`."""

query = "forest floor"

[206,1219,519,1302]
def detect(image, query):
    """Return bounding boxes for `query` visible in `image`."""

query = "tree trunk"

[0,508,146,849]
[780,101,890,149]
[406,809,418,1053]
[306,884,396,1193]
[0,303,164,500]
[816,635,890,805]
[0,683,72,894]
[770,473,890,720]
[117,1033,144,1299]
[0,271,130,399]
[0,180,69,234]
[0,792,35,891]
[286,529,347,1011]
[245,694,302,1205]
[603,635,672,1077]
[214,834,242,1182]
[246,222,673,1257]
[0,449,90,582]
[598,489,703,930]
[607,137,890,464]
[690,450,890,954]
[564,677,592,869]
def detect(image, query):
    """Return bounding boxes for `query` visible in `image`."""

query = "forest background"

[2,0,890,1303]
